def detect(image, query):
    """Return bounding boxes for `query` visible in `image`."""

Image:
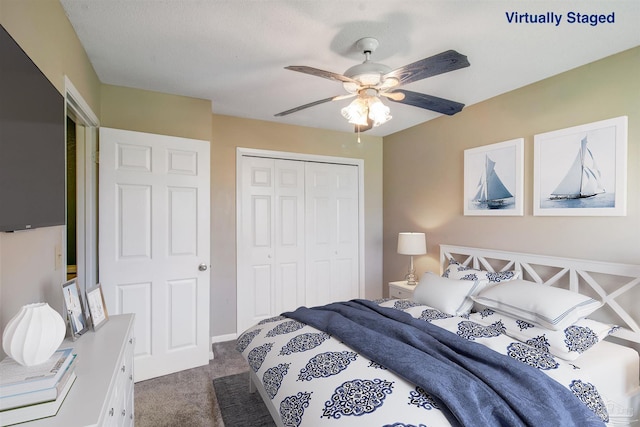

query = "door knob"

[198,263,208,271]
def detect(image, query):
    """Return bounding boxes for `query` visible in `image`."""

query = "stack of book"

[0,348,77,426]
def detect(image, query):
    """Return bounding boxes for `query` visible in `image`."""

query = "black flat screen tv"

[0,24,65,232]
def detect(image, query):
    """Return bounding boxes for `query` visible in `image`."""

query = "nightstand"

[389,280,417,299]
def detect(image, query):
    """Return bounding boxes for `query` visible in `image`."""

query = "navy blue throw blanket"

[284,299,604,427]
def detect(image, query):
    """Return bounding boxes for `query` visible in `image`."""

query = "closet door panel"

[274,159,305,314]
[252,264,272,318]
[335,167,359,301]
[238,157,305,333]
[305,162,359,307]
[308,259,332,307]
[238,154,360,333]
[333,258,355,303]
[238,157,275,332]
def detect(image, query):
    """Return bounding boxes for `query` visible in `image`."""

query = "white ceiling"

[59,1,640,137]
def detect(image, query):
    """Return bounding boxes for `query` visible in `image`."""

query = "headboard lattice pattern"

[440,245,640,344]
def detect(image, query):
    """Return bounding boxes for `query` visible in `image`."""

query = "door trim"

[64,76,100,295]
[235,147,365,331]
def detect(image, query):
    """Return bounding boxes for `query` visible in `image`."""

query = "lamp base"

[405,272,418,286]
[404,255,419,286]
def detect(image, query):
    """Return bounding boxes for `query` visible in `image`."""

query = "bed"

[236,245,640,427]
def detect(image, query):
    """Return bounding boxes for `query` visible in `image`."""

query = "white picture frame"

[464,138,524,216]
[86,284,109,331]
[62,278,89,339]
[533,116,627,216]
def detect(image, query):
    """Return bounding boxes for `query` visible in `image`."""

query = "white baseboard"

[211,333,237,344]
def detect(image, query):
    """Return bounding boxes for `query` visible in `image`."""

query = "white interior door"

[99,127,210,382]
[305,162,359,307]
[237,156,305,333]
[74,124,98,291]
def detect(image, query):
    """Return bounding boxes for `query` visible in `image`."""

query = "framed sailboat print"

[534,116,627,216]
[464,138,524,216]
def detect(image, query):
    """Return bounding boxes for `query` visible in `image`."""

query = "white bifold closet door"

[237,157,306,333]
[304,162,359,308]
[237,156,359,333]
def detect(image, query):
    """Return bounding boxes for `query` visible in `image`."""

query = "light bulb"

[367,97,391,127]
[341,98,369,126]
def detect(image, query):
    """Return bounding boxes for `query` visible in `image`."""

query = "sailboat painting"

[534,116,627,216]
[464,138,524,216]
[549,136,605,200]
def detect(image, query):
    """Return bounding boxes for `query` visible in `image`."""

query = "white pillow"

[472,280,602,331]
[413,272,481,316]
[469,311,618,361]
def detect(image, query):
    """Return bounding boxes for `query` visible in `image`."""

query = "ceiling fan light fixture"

[379,76,400,91]
[276,36,469,123]
[341,96,392,128]
[342,81,360,94]
[341,97,369,126]
[367,97,392,127]
[343,61,391,87]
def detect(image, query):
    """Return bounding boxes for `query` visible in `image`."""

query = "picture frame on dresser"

[463,138,524,216]
[61,278,89,340]
[86,284,109,331]
[533,116,627,216]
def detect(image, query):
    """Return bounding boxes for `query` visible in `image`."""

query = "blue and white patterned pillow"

[470,309,618,361]
[443,258,520,285]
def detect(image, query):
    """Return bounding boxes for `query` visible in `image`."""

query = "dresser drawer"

[389,281,415,299]
[390,286,412,299]
[103,329,135,427]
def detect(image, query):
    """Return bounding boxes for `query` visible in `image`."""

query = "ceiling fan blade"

[379,91,405,101]
[274,95,347,117]
[384,50,470,86]
[333,93,357,101]
[388,89,465,116]
[285,66,359,84]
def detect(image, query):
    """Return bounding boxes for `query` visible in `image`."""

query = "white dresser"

[19,314,135,427]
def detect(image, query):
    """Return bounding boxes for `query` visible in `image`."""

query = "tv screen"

[0,24,65,232]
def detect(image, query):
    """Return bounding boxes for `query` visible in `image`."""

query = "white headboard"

[440,245,640,345]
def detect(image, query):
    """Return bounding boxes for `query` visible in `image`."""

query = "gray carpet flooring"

[134,340,251,426]
[213,372,276,427]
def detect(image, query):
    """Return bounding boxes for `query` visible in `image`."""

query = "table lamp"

[397,232,426,285]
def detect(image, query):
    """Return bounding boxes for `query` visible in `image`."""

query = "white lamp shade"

[2,303,66,366]
[397,232,427,255]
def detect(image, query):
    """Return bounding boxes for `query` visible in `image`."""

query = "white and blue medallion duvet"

[237,299,609,427]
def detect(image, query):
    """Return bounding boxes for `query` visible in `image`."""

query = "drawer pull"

[109,408,114,417]
[122,409,126,417]
[121,365,126,373]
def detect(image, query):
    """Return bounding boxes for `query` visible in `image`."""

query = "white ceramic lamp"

[2,303,66,366]
[397,232,427,285]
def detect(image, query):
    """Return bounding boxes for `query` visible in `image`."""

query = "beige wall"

[100,84,212,142]
[383,46,640,289]
[0,0,101,115]
[0,0,101,348]
[210,115,383,336]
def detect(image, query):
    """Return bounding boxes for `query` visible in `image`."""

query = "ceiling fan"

[275,37,470,133]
